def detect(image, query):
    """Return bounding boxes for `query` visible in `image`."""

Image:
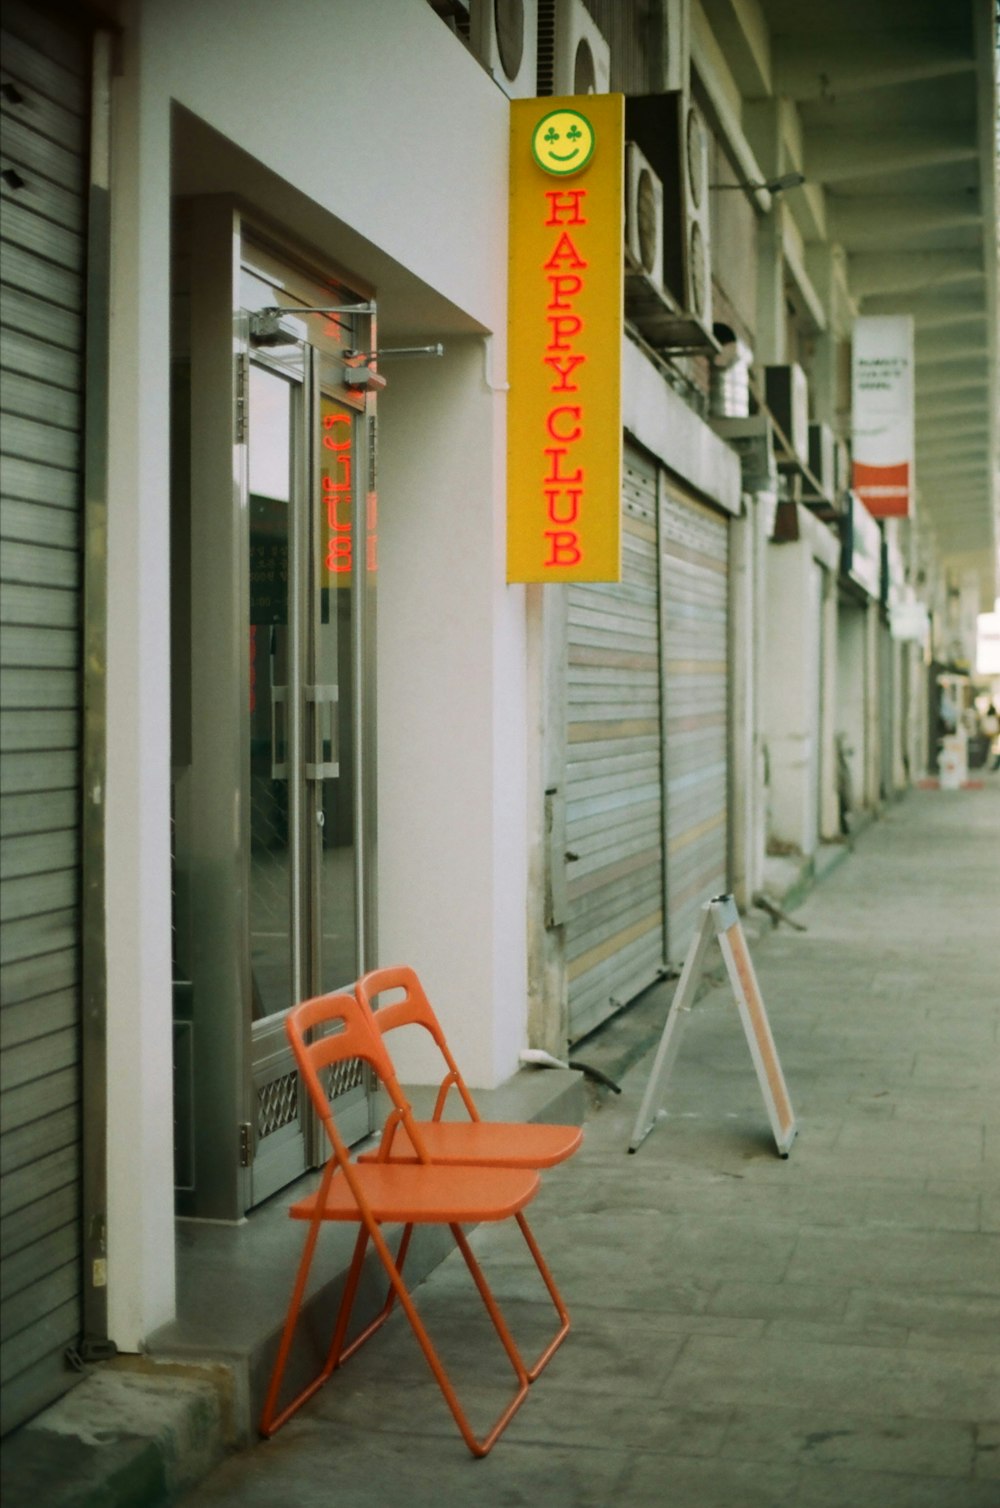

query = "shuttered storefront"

[661,483,729,965]
[1,2,90,1431]
[565,445,665,1043]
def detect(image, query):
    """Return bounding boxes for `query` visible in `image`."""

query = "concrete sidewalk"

[176,781,1000,1508]
[6,782,995,1508]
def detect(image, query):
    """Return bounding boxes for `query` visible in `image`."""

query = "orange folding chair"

[259,990,545,1455]
[354,964,582,1380]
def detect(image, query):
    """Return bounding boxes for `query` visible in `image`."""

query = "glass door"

[172,206,377,1219]
[244,298,376,1206]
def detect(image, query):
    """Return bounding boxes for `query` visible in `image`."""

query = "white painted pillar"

[376,338,527,1089]
[104,3,176,1347]
[729,496,756,910]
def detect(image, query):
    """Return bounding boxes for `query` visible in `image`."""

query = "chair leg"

[262,1212,538,1455]
[335,1220,414,1366]
[514,1211,571,1381]
[366,1218,530,1457]
[259,1213,330,1437]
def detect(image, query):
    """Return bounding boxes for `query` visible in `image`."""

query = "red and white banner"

[851,315,914,518]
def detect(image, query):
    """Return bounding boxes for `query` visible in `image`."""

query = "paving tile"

[182,1415,631,1508]
[785,1227,1000,1294]
[706,1281,850,1324]
[618,1450,801,1508]
[719,1405,974,1478]
[789,1466,1000,1507]
[974,1420,1000,1480]
[761,1316,909,1351]
[658,1335,1000,1419]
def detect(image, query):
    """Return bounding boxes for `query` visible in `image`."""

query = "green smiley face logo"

[531,109,595,176]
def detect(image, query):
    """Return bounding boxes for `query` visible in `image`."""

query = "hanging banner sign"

[851,315,914,518]
[508,95,624,583]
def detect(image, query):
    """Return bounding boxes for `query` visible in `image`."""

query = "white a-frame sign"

[629,895,797,1157]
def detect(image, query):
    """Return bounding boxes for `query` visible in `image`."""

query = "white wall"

[105,0,176,1349]
[837,599,868,816]
[103,0,518,1348]
[377,340,527,1089]
[144,0,507,330]
[762,538,823,857]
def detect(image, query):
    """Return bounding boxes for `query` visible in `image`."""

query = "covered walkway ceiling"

[719,0,998,600]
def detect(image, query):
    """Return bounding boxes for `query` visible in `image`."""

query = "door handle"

[305,685,339,779]
[270,686,288,778]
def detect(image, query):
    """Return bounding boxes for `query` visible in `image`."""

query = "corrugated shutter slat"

[565,445,665,1042]
[1,1,88,1434]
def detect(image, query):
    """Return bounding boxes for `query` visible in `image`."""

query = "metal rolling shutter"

[565,444,665,1043]
[1,1,89,1431]
[661,483,729,965]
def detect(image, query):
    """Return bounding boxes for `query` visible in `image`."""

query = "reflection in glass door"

[246,331,374,1206]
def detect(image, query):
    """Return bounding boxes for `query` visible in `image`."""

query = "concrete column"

[819,569,840,839]
[525,583,569,1056]
[729,496,756,910]
[865,603,881,808]
[836,598,867,819]
[376,337,528,1090]
[104,0,176,1348]
[762,536,822,857]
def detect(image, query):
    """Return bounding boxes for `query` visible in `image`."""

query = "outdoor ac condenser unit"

[765,363,810,467]
[624,91,716,348]
[538,0,611,95]
[808,421,836,498]
[624,142,664,286]
[472,0,537,98]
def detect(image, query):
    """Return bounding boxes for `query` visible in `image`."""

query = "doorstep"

[145,1066,584,1446]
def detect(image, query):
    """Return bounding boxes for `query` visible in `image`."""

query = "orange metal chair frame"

[354,964,582,1380]
[259,991,543,1456]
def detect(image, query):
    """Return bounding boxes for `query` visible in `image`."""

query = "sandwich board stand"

[629,894,797,1157]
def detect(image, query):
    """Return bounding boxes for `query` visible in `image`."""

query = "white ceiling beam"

[916,384,990,410]
[914,366,991,393]
[805,129,976,185]
[917,449,995,467]
[701,0,772,98]
[863,292,985,327]
[772,33,974,102]
[849,250,983,297]
[915,328,990,360]
[917,442,990,460]
[828,195,982,248]
[916,440,989,461]
[919,451,990,471]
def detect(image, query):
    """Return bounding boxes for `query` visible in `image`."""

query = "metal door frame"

[171,201,377,1219]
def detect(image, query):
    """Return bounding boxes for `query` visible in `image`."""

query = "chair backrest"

[286,989,432,1158]
[355,966,480,1122]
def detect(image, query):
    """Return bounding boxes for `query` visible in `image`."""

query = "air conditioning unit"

[537,0,610,96]
[624,142,664,286]
[711,414,778,496]
[807,422,835,499]
[834,437,851,497]
[472,0,537,98]
[659,0,689,92]
[764,363,809,467]
[625,93,713,342]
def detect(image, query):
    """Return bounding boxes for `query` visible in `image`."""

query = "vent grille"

[257,1072,299,1137]
[325,1056,366,1102]
[537,0,555,93]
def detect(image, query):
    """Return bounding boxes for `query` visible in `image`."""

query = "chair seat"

[359,1120,583,1169]
[289,1161,540,1225]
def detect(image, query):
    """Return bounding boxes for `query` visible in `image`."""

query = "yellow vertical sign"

[508,95,624,583]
